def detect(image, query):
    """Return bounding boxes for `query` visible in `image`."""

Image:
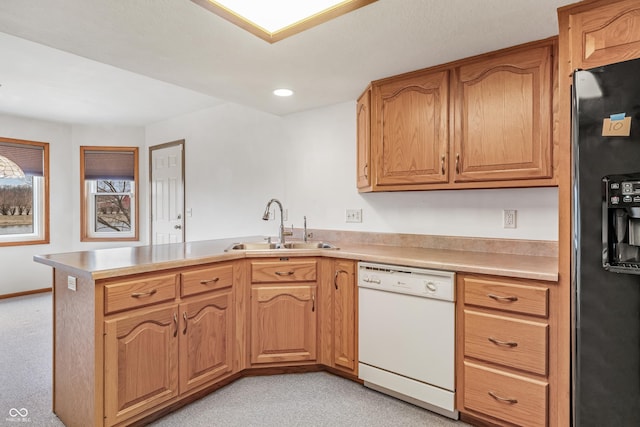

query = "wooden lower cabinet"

[101,264,237,427]
[331,260,357,373]
[464,362,548,427]
[104,305,180,427]
[179,290,234,393]
[457,273,556,427]
[250,285,317,364]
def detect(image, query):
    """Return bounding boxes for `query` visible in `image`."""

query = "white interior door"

[150,141,184,244]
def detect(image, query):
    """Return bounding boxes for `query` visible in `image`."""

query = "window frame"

[80,146,139,242]
[0,137,49,247]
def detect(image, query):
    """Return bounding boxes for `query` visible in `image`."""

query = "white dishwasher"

[358,261,458,419]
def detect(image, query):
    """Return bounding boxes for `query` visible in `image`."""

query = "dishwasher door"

[358,286,455,391]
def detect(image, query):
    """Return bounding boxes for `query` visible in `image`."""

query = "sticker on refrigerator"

[602,113,631,136]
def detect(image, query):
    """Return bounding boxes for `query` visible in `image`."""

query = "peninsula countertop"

[33,236,558,282]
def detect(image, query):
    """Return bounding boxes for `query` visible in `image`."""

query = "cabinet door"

[566,0,640,70]
[357,86,372,191]
[251,285,317,364]
[104,306,179,427]
[373,69,449,187]
[179,290,233,393]
[453,43,553,182]
[333,260,357,373]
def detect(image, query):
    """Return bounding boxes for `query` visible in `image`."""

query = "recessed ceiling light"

[191,0,377,43]
[273,88,294,97]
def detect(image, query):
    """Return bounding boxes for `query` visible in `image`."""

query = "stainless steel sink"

[225,241,338,251]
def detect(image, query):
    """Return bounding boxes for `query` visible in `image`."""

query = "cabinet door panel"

[251,285,317,364]
[374,70,449,186]
[333,260,356,372]
[104,306,179,426]
[569,0,640,70]
[454,45,552,182]
[179,291,233,393]
[357,87,372,191]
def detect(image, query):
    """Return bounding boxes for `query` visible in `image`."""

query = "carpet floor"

[0,293,470,427]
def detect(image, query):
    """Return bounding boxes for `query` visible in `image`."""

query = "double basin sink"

[225,241,338,251]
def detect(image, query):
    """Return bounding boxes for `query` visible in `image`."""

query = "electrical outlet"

[67,276,77,291]
[503,209,517,229]
[283,209,288,222]
[346,209,363,223]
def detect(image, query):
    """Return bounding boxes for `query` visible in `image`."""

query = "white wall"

[145,104,288,241]
[283,101,558,240]
[0,114,145,295]
[146,101,558,242]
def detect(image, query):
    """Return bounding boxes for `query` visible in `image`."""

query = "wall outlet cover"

[503,209,517,228]
[67,276,77,291]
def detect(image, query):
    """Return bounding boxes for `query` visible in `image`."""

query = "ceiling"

[0,0,575,126]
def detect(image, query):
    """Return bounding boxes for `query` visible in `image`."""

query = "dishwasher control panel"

[357,262,455,302]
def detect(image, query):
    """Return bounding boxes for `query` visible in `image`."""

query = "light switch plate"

[346,209,363,223]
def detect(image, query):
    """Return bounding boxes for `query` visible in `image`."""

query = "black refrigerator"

[573,59,640,426]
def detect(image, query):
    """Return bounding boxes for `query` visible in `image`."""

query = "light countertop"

[34,235,558,282]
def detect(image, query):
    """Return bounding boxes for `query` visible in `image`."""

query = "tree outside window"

[0,138,48,246]
[81,146,138,241]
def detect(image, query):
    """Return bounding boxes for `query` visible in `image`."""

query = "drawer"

[464,361,548,427]
[464,310,548,375]
[104,274,177,314]
[181,264,233,297]
[251,260,317,283]
[463,277,549,317]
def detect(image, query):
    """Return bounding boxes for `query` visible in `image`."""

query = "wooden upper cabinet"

[357,86,372,192]
[372,69,449,187]
[360,37,557,192]
[452,42,554,182]
[562,0,640,72]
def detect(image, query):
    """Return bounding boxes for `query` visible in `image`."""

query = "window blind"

[83,150,136,181]
[0,142,45,176]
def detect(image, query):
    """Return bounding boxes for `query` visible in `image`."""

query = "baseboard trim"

[0,287,51,300]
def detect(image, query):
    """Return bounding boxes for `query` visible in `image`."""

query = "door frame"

[149,139,185,244]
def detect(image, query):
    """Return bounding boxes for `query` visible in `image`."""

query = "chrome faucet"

[262,198,286,244]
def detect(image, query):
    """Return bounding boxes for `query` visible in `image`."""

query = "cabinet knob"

[174,224,182,230]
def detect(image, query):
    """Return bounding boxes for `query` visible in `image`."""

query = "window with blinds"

[80,147,138,241]
[0,137,49,246]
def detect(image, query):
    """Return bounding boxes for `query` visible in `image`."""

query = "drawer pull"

[487,293,518,302]
[488,391,518,404]
[183,312,188,335]
[334,269,348,290]
[131,289,157,298]
[275,271,294,276]
[173,313,178,337]
[488,337,518,348]
[200,277,220,285]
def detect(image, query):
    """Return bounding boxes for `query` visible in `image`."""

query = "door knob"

[174,225,182,230]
